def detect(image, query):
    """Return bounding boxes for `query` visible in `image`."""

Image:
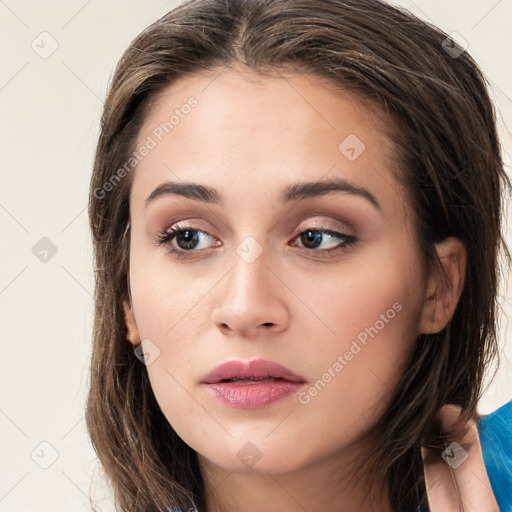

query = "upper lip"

[202,359,307,384]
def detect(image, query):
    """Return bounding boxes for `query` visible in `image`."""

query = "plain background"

[1,1,511,510]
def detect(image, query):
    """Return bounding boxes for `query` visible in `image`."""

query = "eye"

[291,228,357,255]
[156,222,220,258]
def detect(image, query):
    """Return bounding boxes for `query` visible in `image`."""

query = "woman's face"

[126,68,429,475]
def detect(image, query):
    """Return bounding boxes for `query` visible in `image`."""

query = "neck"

[197,441,393,512]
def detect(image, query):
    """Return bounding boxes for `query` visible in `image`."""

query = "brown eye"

[293,228,357,254]
[156,223,219,257]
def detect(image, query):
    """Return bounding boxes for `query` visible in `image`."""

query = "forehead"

[137,67,389,151]
[131,68,408,219]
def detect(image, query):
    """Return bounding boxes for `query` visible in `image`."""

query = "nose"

[211,241,289,338]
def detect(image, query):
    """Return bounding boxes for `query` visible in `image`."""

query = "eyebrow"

[145,177,381,211]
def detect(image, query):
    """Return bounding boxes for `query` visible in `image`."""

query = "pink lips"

[202,359,307,409]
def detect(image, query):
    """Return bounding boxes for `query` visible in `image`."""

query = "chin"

[205,454,302,475]
[194,435,311,475]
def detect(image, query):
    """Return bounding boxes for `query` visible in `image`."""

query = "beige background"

[1,1,510,510]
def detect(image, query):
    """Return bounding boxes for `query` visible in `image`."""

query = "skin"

[123,68,497,511]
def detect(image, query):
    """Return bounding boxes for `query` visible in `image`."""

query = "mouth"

[218,377,287,383]
[201,358,307,385]
[202,359,307,409]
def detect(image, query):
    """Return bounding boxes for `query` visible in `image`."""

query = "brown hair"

[86,1,509,511]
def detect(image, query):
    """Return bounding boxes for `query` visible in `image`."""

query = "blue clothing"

[415,401,512,508]
[478,400,512,511]
[170,400,512,512]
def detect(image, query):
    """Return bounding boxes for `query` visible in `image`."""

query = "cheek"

[294,246,423,415]
[128,247,221,416]
[293,245,421,354]
[128,237,210,342]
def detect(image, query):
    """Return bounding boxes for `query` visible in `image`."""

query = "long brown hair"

[86,1,509,510]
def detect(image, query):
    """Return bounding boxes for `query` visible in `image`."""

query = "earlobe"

[418,237,467,335]
[123,300,141,346]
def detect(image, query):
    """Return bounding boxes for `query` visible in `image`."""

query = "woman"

[86,0,512,510]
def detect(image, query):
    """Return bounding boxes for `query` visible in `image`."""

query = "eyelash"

[156,222,357,259]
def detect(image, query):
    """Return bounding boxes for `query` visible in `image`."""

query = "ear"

[418,237,467,334]
[123,299,141,346]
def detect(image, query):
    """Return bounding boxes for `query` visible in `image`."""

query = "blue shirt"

[415,400,512,512]
[170,400,512,512]
[478,399,512,511]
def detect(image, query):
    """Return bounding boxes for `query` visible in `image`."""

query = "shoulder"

[478,400,512,512]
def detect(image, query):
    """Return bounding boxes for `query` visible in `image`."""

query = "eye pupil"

[302,230,323,249]
[177,230,200,249]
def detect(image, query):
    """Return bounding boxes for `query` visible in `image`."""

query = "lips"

[201,359,307,384]
[202,359,307,409]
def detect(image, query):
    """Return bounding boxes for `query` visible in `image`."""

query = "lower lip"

[206,380,305,409]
